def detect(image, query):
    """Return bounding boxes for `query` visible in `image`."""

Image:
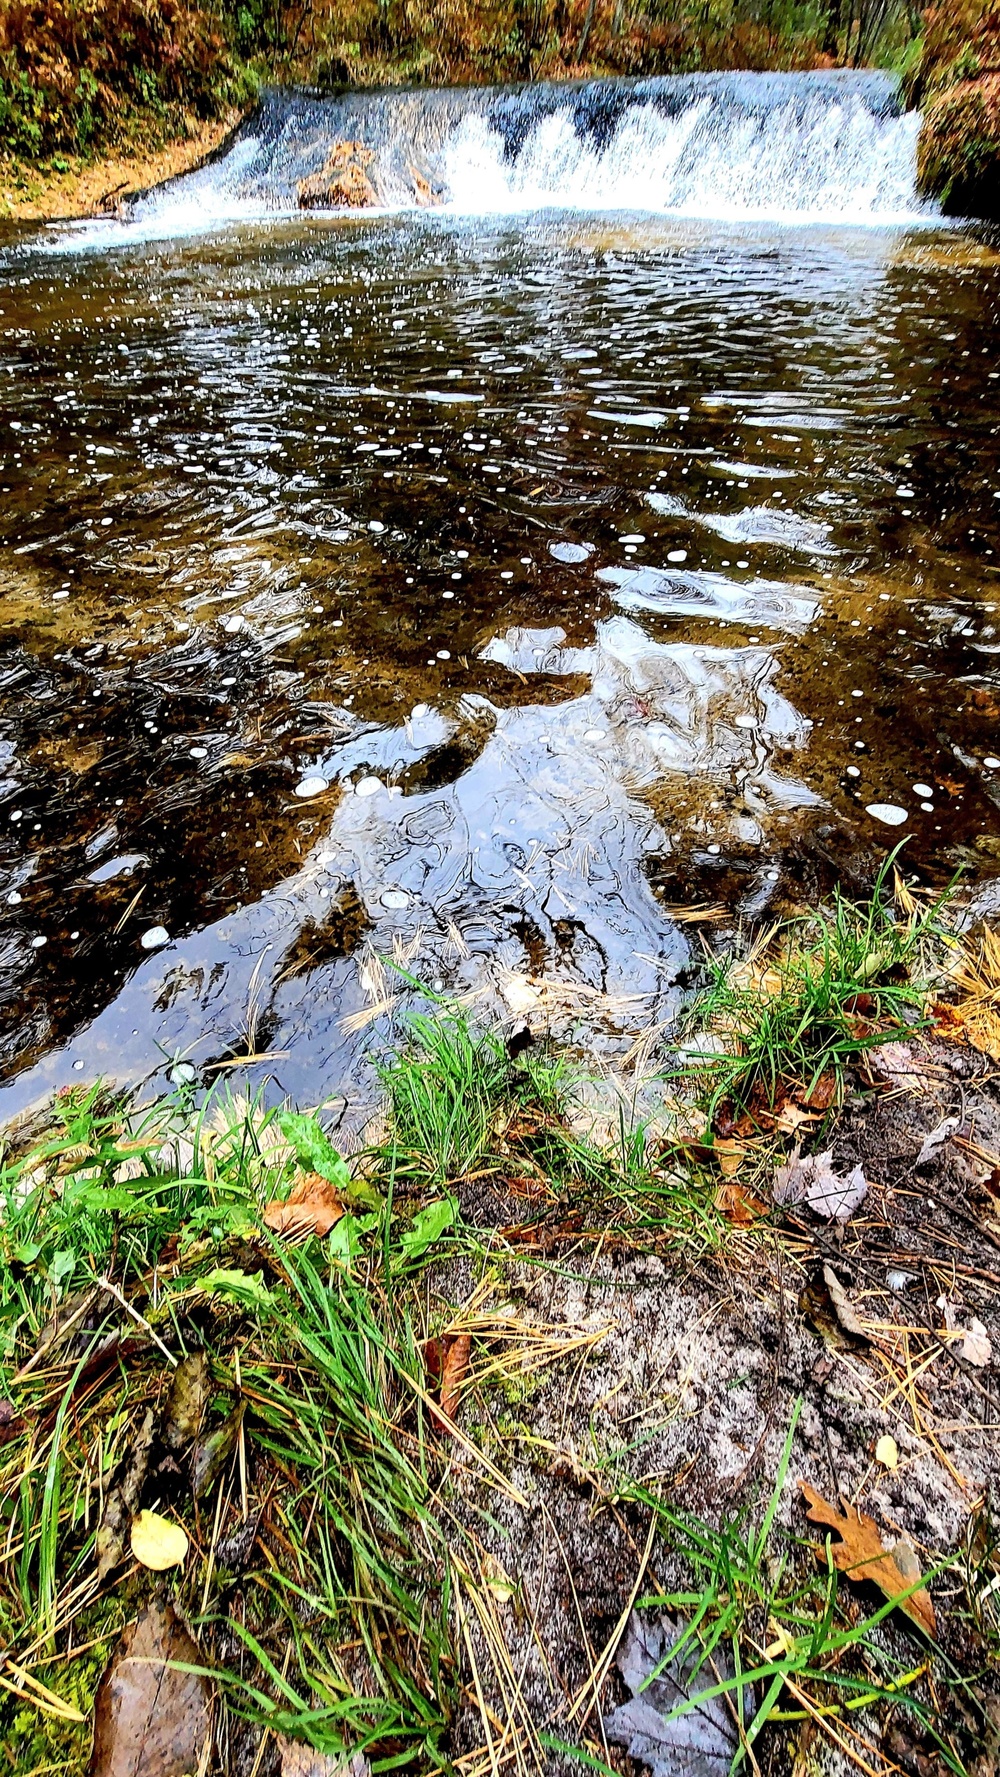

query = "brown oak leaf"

[799,1481,936,1637]
[263,1172,344,1238]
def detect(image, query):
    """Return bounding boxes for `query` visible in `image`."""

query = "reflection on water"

[0,212,998,1115]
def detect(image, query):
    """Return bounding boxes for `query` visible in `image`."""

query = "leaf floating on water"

[89,1600,212,1777]
[277,1738,371,1777]
[263,1171,345,1238]
[161,1350,209,1453]
[799,1482,936,1638]
[773,1147,868,1223]
[130,1509,189,1571]
[604,1611,747,1777]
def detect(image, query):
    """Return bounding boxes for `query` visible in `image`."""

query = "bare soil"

[431,1038,1000,1774]
[0,113,243,223]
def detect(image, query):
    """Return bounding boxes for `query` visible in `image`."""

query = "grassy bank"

[2,859,1000,1774]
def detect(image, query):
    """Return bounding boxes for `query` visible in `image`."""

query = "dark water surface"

[1,211,999,1117]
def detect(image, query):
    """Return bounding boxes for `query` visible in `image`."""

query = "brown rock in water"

[298,141,378,210]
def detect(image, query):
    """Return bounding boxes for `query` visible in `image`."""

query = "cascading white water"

[104,69,931,241]
[442,93,921,223]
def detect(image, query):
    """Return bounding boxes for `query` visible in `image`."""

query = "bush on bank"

[0,0,921,165]
[911,0,1000,220]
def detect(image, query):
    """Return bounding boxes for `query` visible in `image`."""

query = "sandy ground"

[0,113,244,223]
[422,1035,1000,1776]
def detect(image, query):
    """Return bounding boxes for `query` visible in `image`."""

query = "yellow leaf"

[875,1434,899,1471]
[130,1510,189,1571]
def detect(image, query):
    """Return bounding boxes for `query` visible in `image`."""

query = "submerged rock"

[298,141,379,210]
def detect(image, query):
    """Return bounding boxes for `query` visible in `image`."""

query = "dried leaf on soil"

[424,1331,472,1427]
[915,1117,961,1168]
[773,1148,868,1223]
[799,1482,936,1637]
[263,1171,345,1238]
[161,1350,208,1452]
[711,1137,746,1178]
[876,1435,899,1470]
[714,1180,768,1226]
[89,1600,212,1777]
[604,1610,748,1777]
[130,1509,189,1571]
[96,1407,156,1579]
[277,1739,371,1777]
[961,1318,993,1367]
[191,1402,245,1499]
[821,1265,869,1340]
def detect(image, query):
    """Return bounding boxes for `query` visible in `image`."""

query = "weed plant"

[685,852,949,1117]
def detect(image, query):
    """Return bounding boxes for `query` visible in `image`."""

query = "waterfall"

[124,70,928,234]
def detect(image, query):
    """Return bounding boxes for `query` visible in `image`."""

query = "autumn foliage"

[0,0,237,155]
[913,0,1000,217]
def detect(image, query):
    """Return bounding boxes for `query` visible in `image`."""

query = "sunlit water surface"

[1,208,999,1119]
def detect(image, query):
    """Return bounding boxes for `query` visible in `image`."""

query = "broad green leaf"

[327,1211,379,1264]
[398,1197,455,1261]
[200,1267,272,1308]
[277,1112,352,1189]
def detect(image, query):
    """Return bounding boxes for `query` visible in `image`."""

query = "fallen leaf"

[161,1351,208,1453]
[799,1482,936,1637]
[424,1331,472,1428]
[277,1743,371,1777]
[714,1180,768,1227]
[821,1265,869,1341]
[774,1100,822,1138]
[773,1148,868,1223]
[130,1510,189,1571]
[915,1117,960,1168]
[875,1434,899,1471]
[191,1403,245,1499]
[89,1600,212,1777]
[865,1040,938,1095]
[961,1318,993,1368]
[439,1332,472,1422]
[263,1172,345,1238]
[604,1610,749,1777]
[96,1408,156,1580]
[712,1137,746,1178]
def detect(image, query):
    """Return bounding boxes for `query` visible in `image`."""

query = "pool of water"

[1,207,999,1119]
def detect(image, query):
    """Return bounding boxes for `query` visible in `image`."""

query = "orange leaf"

[263,1172,344,1238]
[799,1481,936,1638]
[713,1137,746,1178]
[714,1181,767,1227]
[439,1332,472,1422]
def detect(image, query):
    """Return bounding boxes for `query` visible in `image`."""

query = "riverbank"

[0,111,242,223]
[2,866,999,1775]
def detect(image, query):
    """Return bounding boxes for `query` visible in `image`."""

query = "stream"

[0,70,998,1124]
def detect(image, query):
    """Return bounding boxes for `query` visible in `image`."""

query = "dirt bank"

[0,111,242,224]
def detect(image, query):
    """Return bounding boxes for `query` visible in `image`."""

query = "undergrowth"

[0,861,989,1772]
[682,852,951,1120]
